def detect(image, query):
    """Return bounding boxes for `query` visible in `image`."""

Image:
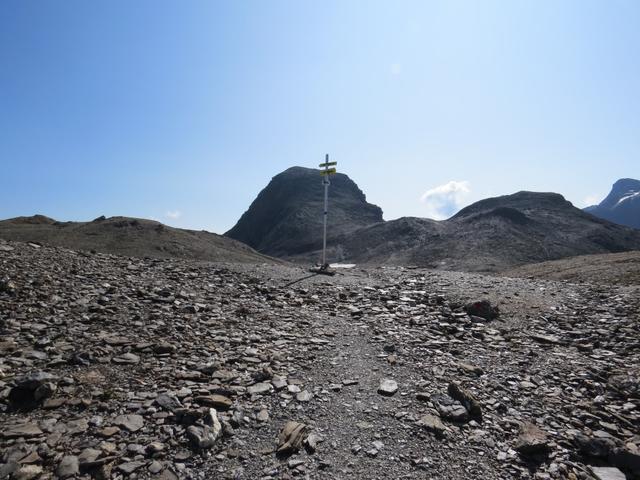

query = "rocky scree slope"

[225,166,383,257]
[1,239,639,479]
[502,250,640,286]
[585,178,640,230]
[0,215,274,264]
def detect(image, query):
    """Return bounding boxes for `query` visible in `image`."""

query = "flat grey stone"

[1,423,43,439]
[590,467,627,480]
[417,414,447,435]
[154,393,182,412]
[112,352,140,364]
[117,460,146,474]
[296,390,313,402]
[247,382,273,395]
[114,414,144,432]
[56,456,79,479]
[377,379,398,396]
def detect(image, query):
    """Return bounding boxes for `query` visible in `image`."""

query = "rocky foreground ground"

[1,239,639,480]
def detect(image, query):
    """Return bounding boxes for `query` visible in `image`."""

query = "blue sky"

[1,0,638,231]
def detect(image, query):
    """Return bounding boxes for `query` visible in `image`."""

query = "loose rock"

[277,421,307,454]
[377,379,398,396]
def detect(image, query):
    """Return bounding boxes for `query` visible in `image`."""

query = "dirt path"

[265,292,505,479]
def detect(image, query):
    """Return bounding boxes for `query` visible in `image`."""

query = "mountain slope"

[0,215,276,264]
[225,166,383,256]
[226,167,640,271]
[585,178,640,229]
[502,250,640,286]
[320,191,640,271]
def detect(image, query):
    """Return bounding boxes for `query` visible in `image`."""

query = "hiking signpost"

[313,154,337,275]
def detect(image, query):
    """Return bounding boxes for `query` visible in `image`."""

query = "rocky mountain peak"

[599,178,640,209]
[612,177,640,191]
[5,214,57,225]
[452,191,571,220]
[225,166,383,257]
[584,178,640,229]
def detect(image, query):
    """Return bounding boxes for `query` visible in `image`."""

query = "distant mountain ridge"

[227,168,640,272]
[0,215,275,264]
[5,173,640,272]
[332,190,640,271]
[585,178,640,229]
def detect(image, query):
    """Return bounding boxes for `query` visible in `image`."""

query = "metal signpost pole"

[322,154,330,268]
[317,155,337,272]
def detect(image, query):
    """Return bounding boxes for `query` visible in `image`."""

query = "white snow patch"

[616,191,640,206]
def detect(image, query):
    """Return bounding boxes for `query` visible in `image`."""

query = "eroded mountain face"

[585,178,640,229]
[225,166,384,256]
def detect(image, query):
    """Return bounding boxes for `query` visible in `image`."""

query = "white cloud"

[390,63,402,75]
[420,180,471,220]
[582,194,602,207]
[165,210,182,220]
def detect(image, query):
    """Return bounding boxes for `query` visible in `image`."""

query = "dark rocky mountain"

[323,191,640,271]
[225,166,383,256]
[0,215,275,264]
[226,167,640,271]
[584,178,640,229]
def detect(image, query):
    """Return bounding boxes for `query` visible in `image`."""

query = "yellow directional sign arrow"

[319,161,337,168]
[319,168,337,175]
